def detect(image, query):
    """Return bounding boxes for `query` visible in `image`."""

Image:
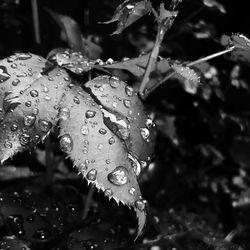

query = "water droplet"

[19,133,30,146]
[135,199,147,211]
[44,95,51,101]
[33,228,51,240]
[23,114,36,126]
[12,79,20,86]
[140,128,150,140]
[80,125,89,135]
[0,65,10,82]
[4,140,12,148]
[108,166,128,186]
[87,169,97,181]
[10,123,18,131]
[85,110,96,118]
[30,89,39,97]
[60,134,73,152]
[73,96,80,104]
[11,63,17,69]
[129,187,136,196]
[140,161,147,169]
[125,86,133,97]
[146,118,153,128]
[106,58,114,64]
[78,163,88,172]
[109,76,119,88]
[25,101,31,107]
[97,143,103,150]
[128,153,141,176]
[104,188,113,197]
[38,119,52,133]
[64,76,70,81]
[99,128,107,135]
[58,107,70,120]
[123,99,131,108]
[109,137,115,145]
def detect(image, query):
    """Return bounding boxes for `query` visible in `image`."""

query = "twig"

[31,0,41,44]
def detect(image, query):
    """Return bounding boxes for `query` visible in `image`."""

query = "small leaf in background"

[102,0,152,35]
[47,48,96,75]
[221,33,250,64]
[0,236,30,250]
[202,0,226,14]
[171,63,201,94]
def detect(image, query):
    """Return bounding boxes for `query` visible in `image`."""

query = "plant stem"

[45,135,54,185]
[82,183,95,219]
[31,0,41,44]
[145,46,235,97]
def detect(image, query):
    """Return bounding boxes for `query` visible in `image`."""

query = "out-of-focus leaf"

[202,0,226,14]
[0,166,35,181]
[102,0,152,35]
[221,33,250,64]
[0,236,30,250]
[47,48,96,75]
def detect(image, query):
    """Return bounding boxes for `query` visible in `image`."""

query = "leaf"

[221,33,250,64]
[0,63,70,163]
[47,48,96,75]
[202,0,226,14]
[102,0,152,35]
[0,165,35,181]
[58,83,149,237]
[0,236,30,250]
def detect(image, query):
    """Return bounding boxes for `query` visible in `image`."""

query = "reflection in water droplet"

[30,90,39,97]
[129,187,136,196]
[38,119,52,133]
[58,107,70,120]
[135,199,147,211]
[85,110,96,118]
[23,114,36,126]
[99,128,107,135]
[104,188,113,197]
[128,153,141,176]
[19,133,30,146]
[81,125,89,135]
[140,128,150,140]
[33,228,51,240]
[87,169,97,181]
[25,101,31,107]
[60,134,73,152]
[108,166,128,186]
[125,86,133,97]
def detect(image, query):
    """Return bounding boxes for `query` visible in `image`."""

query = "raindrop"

[125,86,134,97]
[25,101,31,107]
[106,58,114,64]
[30,90,39,97]
[4,140,12,149]
[23,114,36,126]
[109,76,119,88]
[140,128,150,140]
[85,110,96,118]
[135,199,147,211]
[19,133,30,146]
[12,79,20,86]
[33,228,51,240]
[99,128,107,135]
[11,63,17,69]
[108,166,128,186]
[0,65,10,82]
[58,107,70,120]
[123,99,131,108]
[128,153,141,176]
[146,118,153,128]
[129,187,136,196]
[87,169,97,181]
[60,134,73,152]
[73,96,80,104]
[104,188,113,197]
[80,125,89,135]
[10,123,18,131]
[38,119,52,133]
[109,137,115,145]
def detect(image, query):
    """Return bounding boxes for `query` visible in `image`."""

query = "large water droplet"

[140,128,150,140]
[0,65,10,83]
[128,153,141,176]
[99,128,107,135]
[80,125,89,135]
[58,107,70,120]
[60,134,73,152]
[23,114,36,126]
[38,119,52,133]
[87,169,97,181]
[85,110,96,118]
[108,166,128,186]
[12,79,20,86]
[30,90,39,97]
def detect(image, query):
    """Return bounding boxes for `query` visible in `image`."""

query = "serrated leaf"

[47,48,96,75]
[0,66,70,163]
[58,84,147,237]
[202,0,226,14]
[221,33,250,64]
[103,0,152,35]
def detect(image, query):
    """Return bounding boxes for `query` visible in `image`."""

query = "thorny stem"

[31,0,41,44]
[144,46,235,97]
[82,183,95,219]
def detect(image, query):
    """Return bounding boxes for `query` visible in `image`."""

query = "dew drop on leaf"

[104,188,113,197]
[87,169,97,181]
[123,99,131,108]
[108,166,128,186]
[30,90,39,97]
[60,134,73,153]
[59,107,70,120]
[129,187,136,196]
[128,153,141,176]
[109,76,119,88]
[98,128,107,135]
[145,118,153,128]
[4,140,12,149]
[140,127,150,140]
[23,114,36,126]
[85,110,96,118]
[80,125,89,135]
[12,79,20,86]
[78,162,88,172]
[135,199,146,211]
[38,119,52,133]
[19,133,30,146]
[10,124,18,131]
[125,86,134,96]
[108,137,115,145]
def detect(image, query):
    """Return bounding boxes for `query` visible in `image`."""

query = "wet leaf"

[102,0,152,35]
[58,84,148,237]
[202,0,226,14]
[221,33,250,64]
[47,48,96,75]
[0,65,70,163]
